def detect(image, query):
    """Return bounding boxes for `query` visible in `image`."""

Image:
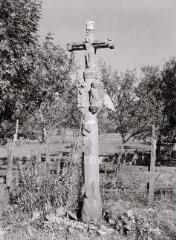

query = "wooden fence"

[1,132,174,203]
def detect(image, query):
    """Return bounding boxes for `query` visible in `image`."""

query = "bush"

[102,171,176,239]
[9,156,82,217]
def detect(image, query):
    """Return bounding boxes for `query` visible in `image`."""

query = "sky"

[39,0,176,72]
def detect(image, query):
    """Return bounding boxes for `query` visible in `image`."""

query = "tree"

[159,58,176,154]
[99,62,164,141]
[137,59,176,161]
[99,62,140,143]
[0,0,42,143]
[99,62,164,167]
[99,63,140,166]
[135,66,164,138]
[161,58,176,118]
[20,34,80,148]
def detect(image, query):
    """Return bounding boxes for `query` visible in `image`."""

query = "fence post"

[148,124,157,204]
[6,139,14,188]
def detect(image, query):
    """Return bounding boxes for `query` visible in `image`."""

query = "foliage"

[135,66,164,138]
[19,34,79,142]
[99,62,138,139]
[161,58,176,120]
[99,62,164,144]
[0,0,42,142]
[159,58,176,152]
[9,156,82,216]
[135,58,176,155]
[103,172,176,239]
[0,1,79,144]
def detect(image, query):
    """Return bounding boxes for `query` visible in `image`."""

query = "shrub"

[9,156,82,217]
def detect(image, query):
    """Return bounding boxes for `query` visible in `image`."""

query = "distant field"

[0,133,151,158]
[100,164,176,193]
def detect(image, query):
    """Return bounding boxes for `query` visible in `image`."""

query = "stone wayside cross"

[67,21,114,223]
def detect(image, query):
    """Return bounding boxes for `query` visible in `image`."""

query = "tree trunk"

[39,109,49,163]
[116,140,125,175]
[6,140,14,188]
[148,125,157,205]
[170,127,176,157]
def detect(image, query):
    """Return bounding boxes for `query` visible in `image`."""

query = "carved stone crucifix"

[67,21,114,223]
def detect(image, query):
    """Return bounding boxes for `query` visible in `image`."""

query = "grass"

[0,157,176,239]
[101,168,176,240]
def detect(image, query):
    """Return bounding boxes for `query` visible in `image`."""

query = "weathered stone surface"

[32,210,40,221]
[82,196,102,224]
[67,21,114,224]
[56,207,66,217]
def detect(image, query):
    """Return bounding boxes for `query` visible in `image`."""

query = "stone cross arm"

[67,39,114,52]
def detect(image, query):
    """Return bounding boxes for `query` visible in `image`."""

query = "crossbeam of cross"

[67,39,114,52]
[67,21,114,69]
